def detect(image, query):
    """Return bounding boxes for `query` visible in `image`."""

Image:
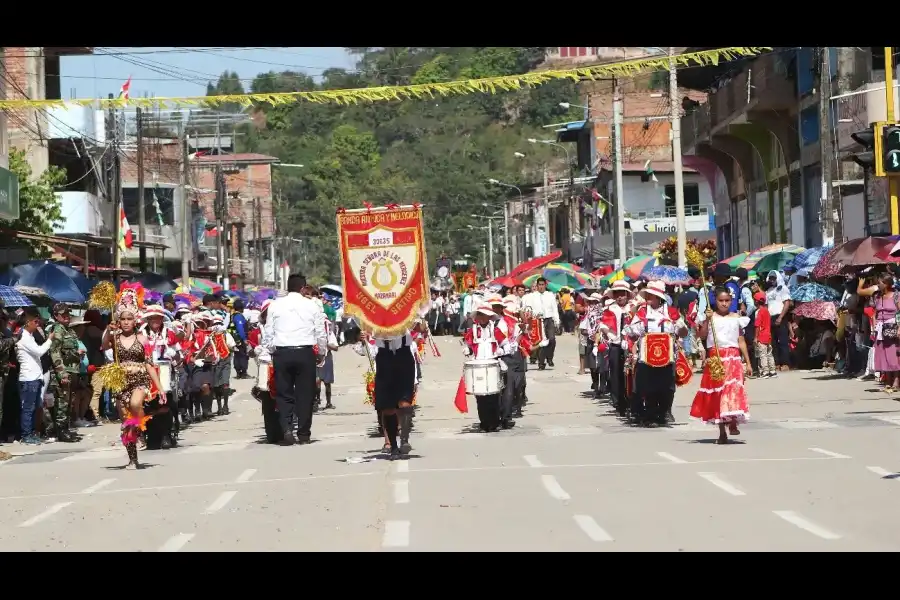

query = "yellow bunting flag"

[0,47,770,110]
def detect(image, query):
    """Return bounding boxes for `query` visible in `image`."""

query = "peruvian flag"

[118,207,133,251]
[119,76,132,100]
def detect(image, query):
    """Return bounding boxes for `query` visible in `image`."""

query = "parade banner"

[337,205,429,336]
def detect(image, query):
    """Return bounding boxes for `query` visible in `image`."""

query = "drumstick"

[422,320,442,357]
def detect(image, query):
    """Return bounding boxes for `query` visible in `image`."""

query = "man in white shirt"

[264,274,328,445]
[522,278,561,370]
[15,308,53,445]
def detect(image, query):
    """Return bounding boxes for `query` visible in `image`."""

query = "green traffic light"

[886,149,900,172]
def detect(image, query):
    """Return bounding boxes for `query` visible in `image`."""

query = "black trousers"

[500,355,526,420]
[608,346,626,412]
[539,318,557,366]
[273,346,317,438]
[233,347,250,375]
[771,314,790,366]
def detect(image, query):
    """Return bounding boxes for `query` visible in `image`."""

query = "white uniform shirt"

[17,329,52,382]
[264,292,328,355]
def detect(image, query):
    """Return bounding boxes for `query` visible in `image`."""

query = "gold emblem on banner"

[372,258,399,292]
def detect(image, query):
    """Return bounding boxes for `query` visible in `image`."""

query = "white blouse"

[698,314,751,348]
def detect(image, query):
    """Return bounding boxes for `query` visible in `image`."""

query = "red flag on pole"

[453,375,468,413]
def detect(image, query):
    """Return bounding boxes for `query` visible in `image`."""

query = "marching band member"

[171,305,193,424]
[623,280,688,427]
[314,319,340,412]
[354,327,418,461]
[209,313,234,416]
[600,281,634,416]
[490,295,524,428]
[183,312,216,421]
[463,301,511,432]
[503,295,530,418]
[250,299,281,443]
[521,278,560,369]
[140,305,181,449]
[99,283,165,470]
[579,293,605,398]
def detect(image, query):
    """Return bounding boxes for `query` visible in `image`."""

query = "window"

[800,106,819,146]
[568,47,578,57]
[578,47,587,57]
[560,47,569,58]
[663,183,700,214]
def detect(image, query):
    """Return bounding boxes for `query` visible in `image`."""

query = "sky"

[59,47,359,100]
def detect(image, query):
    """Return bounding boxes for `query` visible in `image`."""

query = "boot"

[215,389,223,416]
[222,395,230,416]
[201,393,213,419]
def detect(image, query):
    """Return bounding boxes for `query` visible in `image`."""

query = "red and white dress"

[690,314,751,424]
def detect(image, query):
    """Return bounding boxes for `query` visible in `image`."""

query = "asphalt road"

[2,333,900,551]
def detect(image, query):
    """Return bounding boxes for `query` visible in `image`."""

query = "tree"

[2,148,66,257]
[206,71,246,114]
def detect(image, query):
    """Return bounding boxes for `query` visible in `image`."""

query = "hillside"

[207,47,582,284]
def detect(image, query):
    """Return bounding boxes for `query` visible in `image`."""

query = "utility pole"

[252,197,261,284]
[487,217,494,277]
[502,202,511,273]
[613,86,626,265]
[819,47,835,246]
[669,47,688,268]
[108,93,123,276]
[136,108,147,272]
[214,164,224,285]
[180,127,191,290]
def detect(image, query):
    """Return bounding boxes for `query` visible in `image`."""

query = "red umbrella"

[490,275,520,288]
[508,250,563,278]
[831,236,899,265]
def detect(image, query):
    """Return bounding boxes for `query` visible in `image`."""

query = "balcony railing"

[625,204,713,220]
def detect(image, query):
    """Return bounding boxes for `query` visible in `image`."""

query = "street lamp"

[514,152,525,158]
[558,102,590,111]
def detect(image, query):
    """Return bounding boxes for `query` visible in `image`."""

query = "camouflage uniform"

[47,304,82,435]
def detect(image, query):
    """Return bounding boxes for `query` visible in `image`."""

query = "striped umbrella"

[721,252,750,269]
[789,246,832,271]
[622,255,657,280]
[738,244,805,271]
[174,277,222,294]
[598,269,626,284]
[0,285,34,307]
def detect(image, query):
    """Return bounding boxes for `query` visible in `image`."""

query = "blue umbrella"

[789,246,832,272]
[642,265,692,286]
[0,260,96,304]
[0,285,34,307]
[791,282,841,303]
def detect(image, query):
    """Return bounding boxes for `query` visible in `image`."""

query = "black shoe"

[548,360,555,367]
[161,435,173,450]
[281,431,297,446]
[390,448,401,461]
[324,403,335,410]
[58,430,79,443]
[501,419,516,430]
[538,364,546,371]
[399,440,412,455]
[296,435,311,445]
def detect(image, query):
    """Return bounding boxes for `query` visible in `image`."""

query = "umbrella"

[545,261,585,273]
[622,255,657,280]
[0,285,34,307]
[789,246,832,271]
[791,282,841,303]
[828,236,899,268]
[810,246,844,279]
[521,273,569,292]
[0,260,96,304]
[792,300,838,323]
[720,252,750,269]
[489,274,520,288]
[508,250,563,278]
[543,269,595,290]
[321,284,343,296]
[738,244,805,271]
[129,272,178,292]
[174,277,222,294]
[599,269,626,284]
[174,287,206,298]
[642,265,691,286]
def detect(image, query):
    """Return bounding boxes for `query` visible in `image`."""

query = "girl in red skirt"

[690,286,753,444]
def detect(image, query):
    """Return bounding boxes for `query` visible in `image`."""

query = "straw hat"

[604,280,632,298]
[641,280,668,301]
[485,293,504,306]
[502,296,521,317]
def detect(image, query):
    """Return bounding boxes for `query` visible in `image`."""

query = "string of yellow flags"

[0,47,771,110]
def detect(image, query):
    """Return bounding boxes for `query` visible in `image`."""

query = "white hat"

[585,292,602,302]
[502,296,521,316]
[485,293,504,306]
[475,302,496,317]
[603,298,615,307]
[605,280,633,298]
[141,305,172,322]
[641,280,668,301]
[261,299,274,313]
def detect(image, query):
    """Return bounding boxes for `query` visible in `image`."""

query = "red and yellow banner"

[337,205,429,336]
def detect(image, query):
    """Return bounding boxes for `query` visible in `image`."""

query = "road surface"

[2,333,900,551]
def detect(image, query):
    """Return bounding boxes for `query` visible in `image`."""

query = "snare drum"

[464,359,502,396]
[156,361,172,392]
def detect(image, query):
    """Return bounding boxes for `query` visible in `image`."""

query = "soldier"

[47,303,82,443]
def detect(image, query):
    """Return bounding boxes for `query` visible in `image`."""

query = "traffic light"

[851,124,882,175]
[883,124,900,175]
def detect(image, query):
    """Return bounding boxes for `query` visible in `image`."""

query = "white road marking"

[573,515,614,542]
[773,510,841,540]
[541,475,571,501]
[809,447,850,459]
[235,469,256,483]
[867,466,896,478]
[523,455,544,468]
[182,441,252,454]
[697,472,745,496]
[872,415,900,426]
[771,418,840,430]
[204,491,238,514]
[540,425,601,437]
[81,479,116,494]
[395,461,409,473]
[19,502,72,527]
[393,480,410,504]
[382,521,410,548]
[158,533,195,552]
[657,452,687,464]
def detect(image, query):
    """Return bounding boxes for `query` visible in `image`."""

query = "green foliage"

[206,71,246,113]
[235,47,582,282]
[3,148,66,257]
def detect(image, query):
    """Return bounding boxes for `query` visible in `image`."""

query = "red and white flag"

[118,207,133,251]
[119,76,132,100]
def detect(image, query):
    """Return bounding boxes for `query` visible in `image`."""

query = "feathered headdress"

[115,282,146,318]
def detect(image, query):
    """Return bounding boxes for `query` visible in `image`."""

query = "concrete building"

[678,47,890,255]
